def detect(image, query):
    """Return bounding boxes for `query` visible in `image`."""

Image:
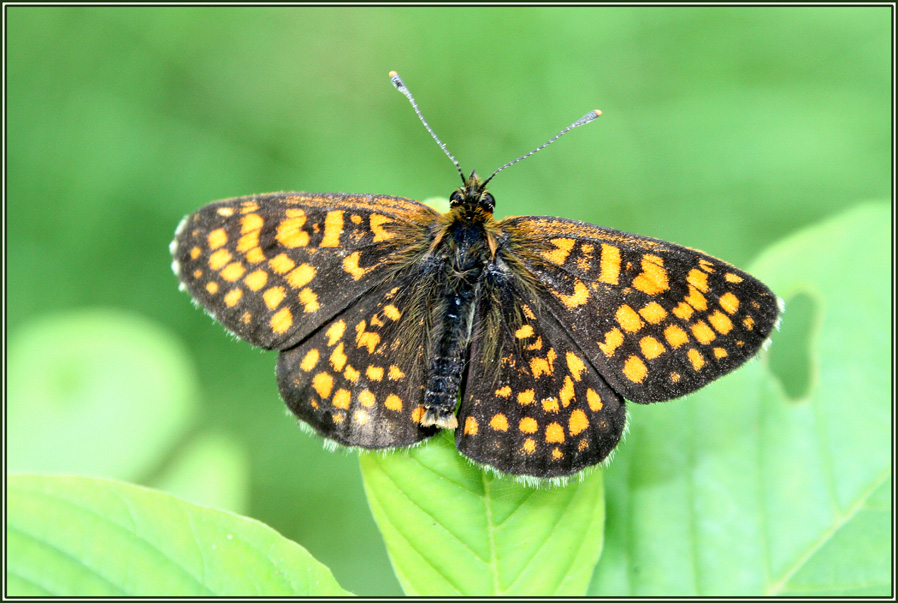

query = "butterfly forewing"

[457,283,627,478]
[172,192,438,350]
[497,216,780,403]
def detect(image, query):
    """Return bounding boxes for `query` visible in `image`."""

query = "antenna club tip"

[389,71,405,90]
[594,109,602,117]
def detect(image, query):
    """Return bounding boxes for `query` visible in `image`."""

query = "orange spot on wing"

[269,253,296,274]
[540,237,575,265]
[600,244,620,284]
[688,348,705,371]
[207,228,227,250]
[263,286,286,310]
[332,389,351,409]
[569,409,589,436]
[270,307,293,334]
[276,216,309,248]
[559,376,575,407]
[370,214,396,242]
[519,417,538,433]
[241,213,263,234]
[685,288,708,311]
[545,422,565,443]
[599,328,624,357]
[691,320,716,344]
[358,390,375,407]
[719,292,740,314]
[673,301,695,320]
[664,324,689,348]
[639,301,668,324]
[640,336,665,360]
[326,320,346,345]
[708,310,734,334]
[687,268,709,292]
[287,264,316,289]
[329,343,348,371]
[623,355,648,383]
[384,394,403,411]
[300,349,319,372]
[244,270,268,292]
[490,414,509,431]
[224,288,242,307]
[586,388,603,411]
[556,279,590,308]
[616,305,643,333]
[343,251,374,280]
[299,288,319,313]
[566,352,586,381]
[632,254,669,295]
[312,372,334,399]
[209,249,232,271]
[530,348,557,378]
[320,210,344,247]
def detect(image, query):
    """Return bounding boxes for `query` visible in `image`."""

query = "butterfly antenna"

[390,71,466,185]
[483,109,602,186]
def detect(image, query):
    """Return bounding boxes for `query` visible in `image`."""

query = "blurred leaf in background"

[7,6,890,595]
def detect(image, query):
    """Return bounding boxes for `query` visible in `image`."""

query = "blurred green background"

[7,6,890,596]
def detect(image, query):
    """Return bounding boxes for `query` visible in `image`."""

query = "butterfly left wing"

[456,269,627,478]
[495,215,781,404]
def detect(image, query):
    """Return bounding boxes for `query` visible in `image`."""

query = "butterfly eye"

[450,191,464,206]
[481,193,495,209]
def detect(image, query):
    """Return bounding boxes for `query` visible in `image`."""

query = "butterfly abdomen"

[421,219,491,429]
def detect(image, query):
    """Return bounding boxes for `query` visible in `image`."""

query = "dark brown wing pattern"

[496,216,780,404]
[171,192,439,350]
[277,279,440,448]
[457,285,627,479]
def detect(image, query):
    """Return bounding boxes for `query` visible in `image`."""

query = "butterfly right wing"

[456,263,627,478]
[495,215,781,404]
[171,192,439,350]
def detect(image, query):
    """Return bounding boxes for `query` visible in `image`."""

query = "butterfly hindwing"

[455,271,627,478]
[277,278,441,448]
[171,192,439,350]
[497,215,780,403]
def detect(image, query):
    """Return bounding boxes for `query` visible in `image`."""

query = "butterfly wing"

[277,277,440,448]
[171,192,439,350]
[455,261,627,478]
[495,216,780,403]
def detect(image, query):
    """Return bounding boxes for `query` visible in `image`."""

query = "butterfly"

[171,72,780,480]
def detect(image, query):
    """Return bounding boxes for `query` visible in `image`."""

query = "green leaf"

[8,309,198,479]
[590,202,891,596]
[7,474,352,596]
[359,432,605,596]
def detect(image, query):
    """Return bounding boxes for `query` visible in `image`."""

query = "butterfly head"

[449,170,495,219]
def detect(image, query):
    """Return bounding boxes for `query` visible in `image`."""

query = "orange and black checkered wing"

[276,278,440,448]
[497,216,780,404]
[457,289,627,478]
[171,192,439,350]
